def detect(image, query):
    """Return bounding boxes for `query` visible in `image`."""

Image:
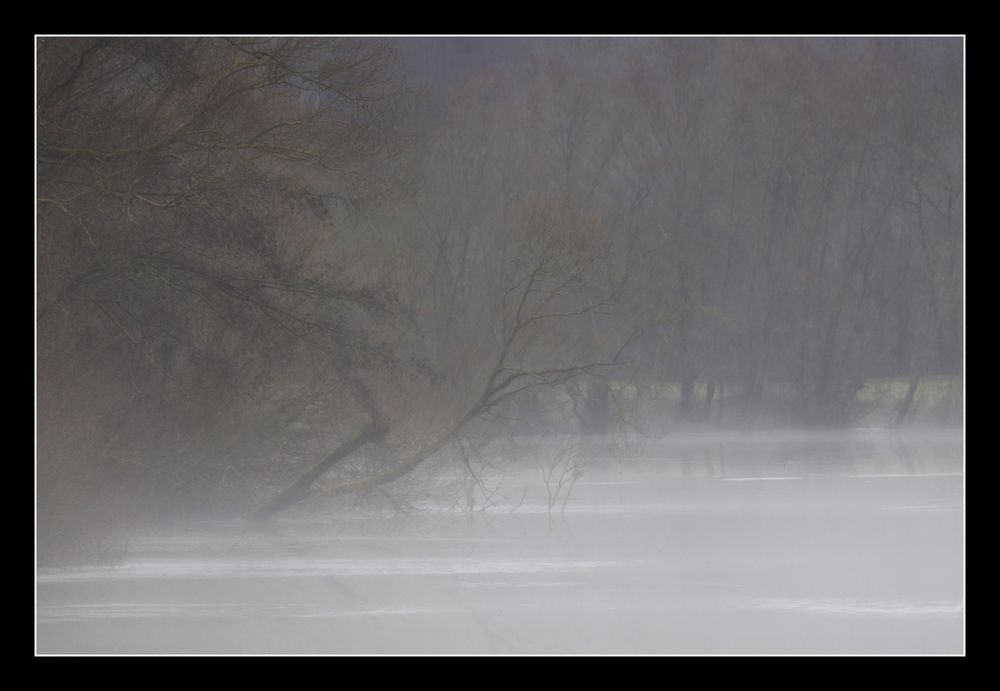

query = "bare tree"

[38,37,413,552]
[37,38,962,552]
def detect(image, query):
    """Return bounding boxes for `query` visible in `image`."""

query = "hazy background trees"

[37,37,963,559]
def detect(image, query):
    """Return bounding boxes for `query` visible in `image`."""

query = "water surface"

[37,430,964,654]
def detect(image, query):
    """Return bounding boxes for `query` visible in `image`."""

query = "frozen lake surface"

[37,430,964,654]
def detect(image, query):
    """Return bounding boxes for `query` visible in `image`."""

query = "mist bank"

[38,428,963,654]
[37,38,962,565]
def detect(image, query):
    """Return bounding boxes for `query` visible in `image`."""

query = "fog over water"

[37,37,962,655]
[38,430,963,654]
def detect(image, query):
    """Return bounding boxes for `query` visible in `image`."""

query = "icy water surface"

[37,430,964,654]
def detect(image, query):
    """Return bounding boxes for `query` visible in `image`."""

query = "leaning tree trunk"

[251,420,389,520]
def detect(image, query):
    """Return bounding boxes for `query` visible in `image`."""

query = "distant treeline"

[37,38,962,559]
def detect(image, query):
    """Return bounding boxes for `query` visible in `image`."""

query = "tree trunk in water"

[679,379,695,419]
[743,377,763,419]
[894,374,921,427]
[251,420,389,520]
[579,380,612,435]
[703,380,716,419]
